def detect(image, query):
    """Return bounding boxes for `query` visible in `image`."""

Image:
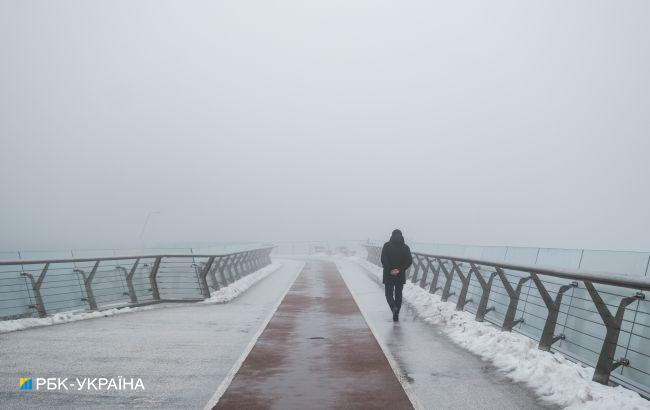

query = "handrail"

[410,251,650,290]
[0,247,275,266]
[363,245,649,395]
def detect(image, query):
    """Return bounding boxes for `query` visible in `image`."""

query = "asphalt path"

[215,260,413,409]
[335,258,556,410]
[0,259,304,409]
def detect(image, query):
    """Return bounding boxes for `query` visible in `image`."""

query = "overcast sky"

[1,1,648,252]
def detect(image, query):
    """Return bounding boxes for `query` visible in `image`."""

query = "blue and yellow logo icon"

[19,378,32,390]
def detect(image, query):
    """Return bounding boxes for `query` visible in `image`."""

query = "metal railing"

[364,245,650,396]
[0,247,274,320]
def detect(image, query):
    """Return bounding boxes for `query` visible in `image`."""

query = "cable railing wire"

[0,247,274,320]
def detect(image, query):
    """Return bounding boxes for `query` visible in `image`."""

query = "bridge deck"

[0,260,305,409]
[335,259,553,410]
[0,258,551,409]
[214,260,413,409]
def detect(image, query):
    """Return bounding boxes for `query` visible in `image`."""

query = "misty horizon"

[1,1,649,253]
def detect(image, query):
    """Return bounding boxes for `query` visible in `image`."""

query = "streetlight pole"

[139,211,160,248]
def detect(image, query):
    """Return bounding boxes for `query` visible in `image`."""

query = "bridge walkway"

[0,258,552,409]
[0,260,305,409]
[213,260,412,409]
[335,259,554,410]
[212,259,552,409]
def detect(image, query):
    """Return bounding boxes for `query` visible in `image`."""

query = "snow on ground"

[0,262,283,334]
[0,306,156,334]
[349,256,650,410]
[201,262,282,303]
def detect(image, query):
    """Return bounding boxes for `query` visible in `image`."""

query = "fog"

[1,1,649,252]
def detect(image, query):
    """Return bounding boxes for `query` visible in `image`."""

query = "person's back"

[380,229,412,321]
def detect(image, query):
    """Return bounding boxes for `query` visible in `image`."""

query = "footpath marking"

[203,262,305,410]
[213,260,413,409]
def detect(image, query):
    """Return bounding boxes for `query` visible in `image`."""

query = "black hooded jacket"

[380,230,413,284]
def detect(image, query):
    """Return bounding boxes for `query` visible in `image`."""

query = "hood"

[389,229,404,246]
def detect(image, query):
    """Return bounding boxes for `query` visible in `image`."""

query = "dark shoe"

[392,307,399,322]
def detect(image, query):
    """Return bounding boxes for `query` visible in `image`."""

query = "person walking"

[380,229,412,322]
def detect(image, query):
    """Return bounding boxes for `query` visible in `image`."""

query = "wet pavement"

[335,258,557,410]
[0,259,304,409]
[215,260,413,410]
[0,257,557,409]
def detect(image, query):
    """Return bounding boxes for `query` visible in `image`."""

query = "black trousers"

[384,282,404,313]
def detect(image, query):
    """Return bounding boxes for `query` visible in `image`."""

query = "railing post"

[411,254,422,283]
[149,257,162,301]
[207,257,221,290]
[263,248,270,267]
[74,260,99,310]
[238,252,248,275]
[242,251,251,276]
[251,250,260,271]
[86,261,100,310]
[227,253,238,279]
[497,267,530,331]
[116,258,139,303]
[199,257,216,299]
[261,248,269,267]
[20,263,49,318]
[242,252,253,275]
[225,254,238,282]
[438,258,455,301]
[531,273,577,351]
[217,255,231,286]
[584,281,644,385]
[246,251,254,273]
[230,253,243,279]
[239,252,249,276]
[260,249,267,267]
[418,256,430,288]
[428,258,442,294]
[257,249,264,269]
[256,249,262,269]
[452,261,473,310]
[252,250,260,271]
[470,263,497,322]
[244,251,252,274]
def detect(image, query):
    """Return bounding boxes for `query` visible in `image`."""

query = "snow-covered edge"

[0,306,156,334]
[349,256,650,410]
[0,262,283,334]
[200,262,282,304]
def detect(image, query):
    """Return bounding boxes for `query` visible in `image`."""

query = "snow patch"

[201,262,282,304]
[350,257,650,410]
[0,306,152,333]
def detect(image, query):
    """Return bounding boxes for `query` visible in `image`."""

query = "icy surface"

[0,259,302,409]
[336,258,551,410]
[349,257,650,410]
[0,262,282,334]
